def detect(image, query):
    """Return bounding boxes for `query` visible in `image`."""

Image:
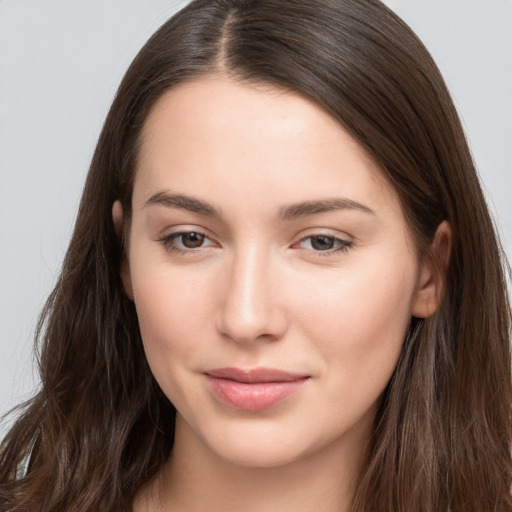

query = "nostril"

[216,293,288,344]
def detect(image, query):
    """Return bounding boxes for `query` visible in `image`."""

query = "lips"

[204,367,309,411]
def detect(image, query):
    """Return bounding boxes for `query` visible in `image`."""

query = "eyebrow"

[279,198,375,220]
[144,191,221,217]
[144,191,375,219]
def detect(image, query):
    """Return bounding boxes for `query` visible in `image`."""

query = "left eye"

[298,235,351,253]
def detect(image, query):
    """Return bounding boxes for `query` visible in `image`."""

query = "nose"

[216,246,288,344]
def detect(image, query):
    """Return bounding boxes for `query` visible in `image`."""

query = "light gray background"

[1,1,511,427]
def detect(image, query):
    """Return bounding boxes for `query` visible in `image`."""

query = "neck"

[136,414,371,512]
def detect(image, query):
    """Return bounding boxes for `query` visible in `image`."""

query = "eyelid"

[293,227,353,243]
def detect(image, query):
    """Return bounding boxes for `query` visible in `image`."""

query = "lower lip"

[206,376,308,411]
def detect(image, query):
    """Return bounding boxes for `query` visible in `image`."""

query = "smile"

[204,367,310,411]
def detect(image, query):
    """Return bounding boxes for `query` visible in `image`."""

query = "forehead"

[134,76,401,221]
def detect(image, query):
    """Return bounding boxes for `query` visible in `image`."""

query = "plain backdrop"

[1,0,511,430]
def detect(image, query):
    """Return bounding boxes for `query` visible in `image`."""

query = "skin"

[114,77,449,512]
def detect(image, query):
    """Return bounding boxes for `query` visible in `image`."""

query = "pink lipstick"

[205,367,309,411]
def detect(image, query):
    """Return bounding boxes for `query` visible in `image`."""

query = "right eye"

[159,230,216,254]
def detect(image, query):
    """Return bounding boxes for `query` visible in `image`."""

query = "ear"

[112,200,134,301]
[411,220,452,318]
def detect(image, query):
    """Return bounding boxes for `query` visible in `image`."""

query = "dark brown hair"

[1,1,511,510]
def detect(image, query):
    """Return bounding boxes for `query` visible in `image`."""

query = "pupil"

[311,235,334,251]
[183,232,204,248]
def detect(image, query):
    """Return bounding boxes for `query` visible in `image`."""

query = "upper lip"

[205,367,309,383]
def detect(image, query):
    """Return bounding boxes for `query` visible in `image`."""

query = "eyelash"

[159,231,353,257]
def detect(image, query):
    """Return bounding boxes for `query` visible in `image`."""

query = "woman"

[1,0,510,511]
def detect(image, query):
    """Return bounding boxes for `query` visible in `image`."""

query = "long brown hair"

[1,1,510,510]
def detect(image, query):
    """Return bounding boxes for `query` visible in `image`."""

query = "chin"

[215,439,310,469]
[197,420,329,469]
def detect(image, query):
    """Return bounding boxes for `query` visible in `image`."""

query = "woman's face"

[120,77,436,468]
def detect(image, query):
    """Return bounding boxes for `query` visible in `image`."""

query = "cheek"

[129,260,216,394]
[297,261,413,324]
[290,253,417,394]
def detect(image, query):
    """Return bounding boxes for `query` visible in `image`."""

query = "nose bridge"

[217,242,285,343]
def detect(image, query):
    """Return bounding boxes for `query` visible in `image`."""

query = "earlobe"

[411,220,452,318]
[112,200,134,301]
